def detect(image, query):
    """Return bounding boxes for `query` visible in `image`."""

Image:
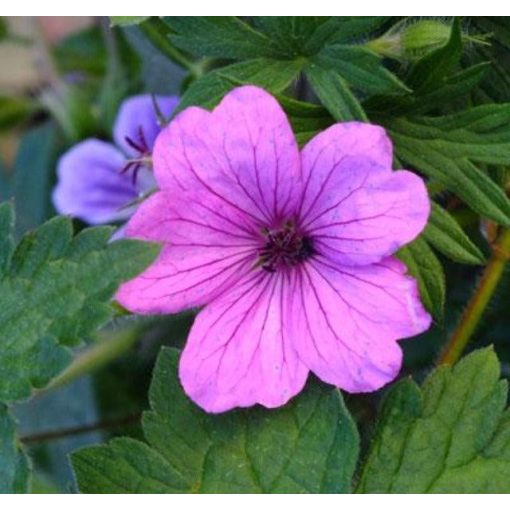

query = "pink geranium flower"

[117,86,431,413]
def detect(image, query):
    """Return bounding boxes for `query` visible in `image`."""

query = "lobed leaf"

[357,348,510,493]
[0,203,159,402]
[72,348,359,494]
[386,107,510,226]
[315,44,410,96]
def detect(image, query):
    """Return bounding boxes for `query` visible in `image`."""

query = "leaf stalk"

[438,228,510,365]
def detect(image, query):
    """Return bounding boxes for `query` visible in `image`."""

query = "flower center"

[258,221,315,273]
[121,126,152,185]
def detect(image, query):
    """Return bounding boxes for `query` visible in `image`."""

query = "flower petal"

[299,123,429,265]
[116,190,261,314]
[179,272,309,413]
[289,256,431,393]
[52,139,139,224]
[153,85,301,227]
[113,94,179,157]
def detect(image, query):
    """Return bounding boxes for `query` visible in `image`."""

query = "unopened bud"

[365,20,485,62]
[401,20,452,59]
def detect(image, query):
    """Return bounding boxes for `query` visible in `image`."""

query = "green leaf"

[278,95,333,145]
[163,17,278,60]
[423,202,486,265]
[407,18,462,93]
[397,237,445,320]
[469,18,510,103]
[0,404,29,494]
[72,348,359,494]
[110,16,150,27]
[177,58,303,111]
[0,203,160,402]
[315,44,410,96]
[253,17,328,57]
[357,347,510,493]
[386,106,510,225]
[305,17,389,53]
[305,64,367,121]
[365,62,490,116]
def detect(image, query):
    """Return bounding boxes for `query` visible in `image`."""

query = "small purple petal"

[52,139,140,224]
[179,271,309,413]
[113,94,179,158]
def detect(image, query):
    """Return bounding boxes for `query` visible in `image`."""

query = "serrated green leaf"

[305,17,389,53]
[72,348,359,494]
[0,203,160,402]
[357,348,510,493]
[423,202,486,265]
[315,44,410,96]
[110,16,150,27]
[0,404,29,494]
[255,17,326,53]
[305,64,367,121]
[177,58,303,112]
[397,237,445,320]
[365,62,490,116]
[386,108,510,225]
[163,17,279,60]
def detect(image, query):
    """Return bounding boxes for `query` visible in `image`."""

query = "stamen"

[121,126,152,185]
[258,221,315,272]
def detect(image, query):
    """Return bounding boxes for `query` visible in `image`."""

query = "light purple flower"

[116,86,432,413]
[52,94,178,224]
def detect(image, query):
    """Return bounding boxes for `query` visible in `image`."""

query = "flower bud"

[366,20,460,61]
[401,20,452,59]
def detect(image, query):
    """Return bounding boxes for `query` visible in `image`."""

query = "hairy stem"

[438,228,510,366]
[38,326,141,395]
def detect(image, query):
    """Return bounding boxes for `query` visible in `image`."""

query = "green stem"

[39,327,141,395]
[20,412,142,445]
[139,18,200,76]
[438,228,510,366]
